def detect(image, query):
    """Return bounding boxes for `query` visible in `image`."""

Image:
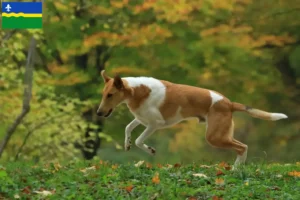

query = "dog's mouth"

[104,109,113,117]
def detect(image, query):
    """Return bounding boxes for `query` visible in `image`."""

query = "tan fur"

[97,76,132,116]
[127,84,151,111]
[232,102,273,120]
[205,101,247,156]
[159,80,212,121]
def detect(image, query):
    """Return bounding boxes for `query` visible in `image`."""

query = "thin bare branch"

[14,113,65,160]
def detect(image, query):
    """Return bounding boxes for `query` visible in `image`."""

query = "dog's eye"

[107,93,113,98]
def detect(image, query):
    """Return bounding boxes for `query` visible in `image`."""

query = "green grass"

[0,160,299,199]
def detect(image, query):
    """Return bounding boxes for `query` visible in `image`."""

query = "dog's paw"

[148,146,156,156]
[124,137,131,151]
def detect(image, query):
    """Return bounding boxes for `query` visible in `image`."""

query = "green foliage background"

[0,0,299,164]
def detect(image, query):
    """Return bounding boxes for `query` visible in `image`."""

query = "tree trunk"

[0,37,36,159]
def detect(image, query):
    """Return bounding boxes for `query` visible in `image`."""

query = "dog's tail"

[231,102,288,121]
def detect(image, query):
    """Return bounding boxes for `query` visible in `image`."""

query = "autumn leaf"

[218,162,231,170]
[33,190,54,197]
[165,164,173,169]
[146,162,153,169]
[80,166,96,173]
[21,186,31,194]
[216,170,224,176]
[188,197,197,200]
[112,164,118,170]
[174,163,181,168]
[134,160,145,167]
[125,185,134,193]
[276,174,283,178]
[53,163,62,171]
[212,195,224,200]
[268,186,281,191]
[157,163,163,168]
[193,173,208,178]
[288,171,300,177]
[199,164,212,168]
[152,172,160,184]
[215,178,225,186]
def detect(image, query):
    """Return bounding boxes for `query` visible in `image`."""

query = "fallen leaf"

[14,194,20,199]
[166,164,173,168]
[54,163,62,171]
[125,185,134,192]
[218,161,227,167]
[157,163,163,168]
[218,162,232,170]
[216,170,224,176]
[193,173,208,178]
[212,195,224,200]
[276,174,283,178]
[21,186,31,194]
[199,164,212,168]
[288,171,300,177]
[134,160,145,167]
[215,178,225,186]
[146,162,153,169]
[112,164,118,170]
[188,197,197,200]
[269,186,281,191]
[152,172,160,184]
[80,166,96,173]
[174,163,181,168]
[33,190,53,196]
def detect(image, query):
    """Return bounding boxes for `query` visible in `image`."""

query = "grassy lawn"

[0,160,299,199]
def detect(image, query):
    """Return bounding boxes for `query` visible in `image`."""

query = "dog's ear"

[101,70,111,83]
[113,74,124,90]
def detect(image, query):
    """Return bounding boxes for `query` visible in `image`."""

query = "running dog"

[97,70,287,166]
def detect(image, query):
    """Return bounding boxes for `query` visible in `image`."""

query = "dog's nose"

[97,111,103,116]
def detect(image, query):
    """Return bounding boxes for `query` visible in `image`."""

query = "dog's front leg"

[135,126,157,155]
[125,119,140,151]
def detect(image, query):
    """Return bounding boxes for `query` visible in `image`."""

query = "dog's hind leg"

[232,139,248,167]
[135,126,157,155]
[205,107,248,167]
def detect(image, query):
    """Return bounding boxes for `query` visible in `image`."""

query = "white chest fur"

[124,77,166,126]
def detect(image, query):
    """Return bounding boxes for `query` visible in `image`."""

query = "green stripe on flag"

[2,17,42,29]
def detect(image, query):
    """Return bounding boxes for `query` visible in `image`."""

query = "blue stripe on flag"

[2,2,42,14]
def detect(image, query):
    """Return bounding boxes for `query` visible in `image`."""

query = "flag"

[1,2,43,29]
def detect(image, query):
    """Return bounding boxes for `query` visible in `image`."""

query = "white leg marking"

[135,126,157,155]
[234,145,248,167]
[125,119,140,151]
[209,91,223,107]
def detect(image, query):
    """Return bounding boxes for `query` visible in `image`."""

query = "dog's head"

[97,70,129,117]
